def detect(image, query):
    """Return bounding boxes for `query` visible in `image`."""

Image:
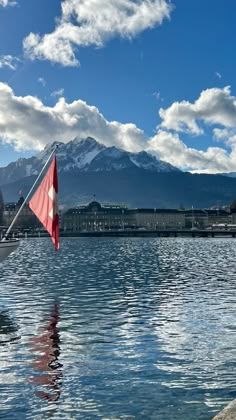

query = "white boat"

[0,239,20,263]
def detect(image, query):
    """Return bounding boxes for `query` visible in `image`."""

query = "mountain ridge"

[1,168,236,209]
[1,137,236,208]
[0,137,179,186]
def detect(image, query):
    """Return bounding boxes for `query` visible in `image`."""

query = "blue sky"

[0,0,236,173]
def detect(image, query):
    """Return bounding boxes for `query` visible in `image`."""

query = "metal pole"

[2,145,58,240]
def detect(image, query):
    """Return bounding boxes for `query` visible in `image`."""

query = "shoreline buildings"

[62,201,236,232]
[1,198,236,233]
[62,201,185,232]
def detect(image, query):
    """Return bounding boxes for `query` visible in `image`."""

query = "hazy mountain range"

[1,137,236,208]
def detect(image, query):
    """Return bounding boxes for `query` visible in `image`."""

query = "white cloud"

[38,77,46,87]
[148,130,236,174]
[152,86,236,172]
[159,86,236,134]
[51,88,65,97]
[152,91,164,102]
[2,82,236,173]
[0,82,147,152]
[0,0,16,6]
[23,0,173,66]
[0,55,20,70]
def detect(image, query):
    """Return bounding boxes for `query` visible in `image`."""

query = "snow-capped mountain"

[0,137,180,185]
[36,137,106,171]
[2,137,236,208]
[87,146,179,172]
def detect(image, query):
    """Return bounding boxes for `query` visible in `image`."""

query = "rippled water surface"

[1,237,236,419]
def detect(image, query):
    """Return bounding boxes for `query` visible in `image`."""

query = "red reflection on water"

[29,303,63,402]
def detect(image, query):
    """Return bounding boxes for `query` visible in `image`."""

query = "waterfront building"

[207,208,232,228]
[62,201,185,232]
[2,197,235,233]
[230,200,236,224]
[63,201,133,232]
[134,208,185,230]
[3,198,40,230]
[184,209,208,229]
[183,208,233,230]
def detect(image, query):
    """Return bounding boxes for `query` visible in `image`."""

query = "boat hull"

[0,240,20,263]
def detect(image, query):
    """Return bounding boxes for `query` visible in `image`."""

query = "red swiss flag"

[29,156,60,251]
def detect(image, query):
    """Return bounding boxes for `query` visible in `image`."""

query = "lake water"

[1,237,236,419]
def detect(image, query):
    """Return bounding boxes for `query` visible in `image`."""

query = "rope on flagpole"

[2,144,59,241]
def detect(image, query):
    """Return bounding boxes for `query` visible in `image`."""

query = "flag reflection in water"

[29,303,63,402]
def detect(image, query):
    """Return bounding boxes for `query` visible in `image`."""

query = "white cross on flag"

[29,156,60,251]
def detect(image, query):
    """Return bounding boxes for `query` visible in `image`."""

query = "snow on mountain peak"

[35,137,105,171]
[0,137,180,185]
[129,150,178,172]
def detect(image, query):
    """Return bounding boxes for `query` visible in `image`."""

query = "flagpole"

[2,144,58,241]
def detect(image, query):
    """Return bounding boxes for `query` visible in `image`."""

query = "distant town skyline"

[1,1,236,174]
[2,197,236,236]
